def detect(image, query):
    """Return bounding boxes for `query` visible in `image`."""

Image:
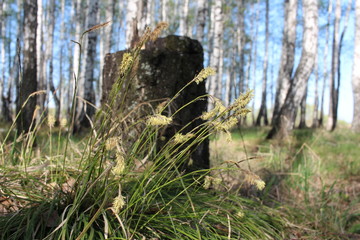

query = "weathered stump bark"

[102,35,209,170]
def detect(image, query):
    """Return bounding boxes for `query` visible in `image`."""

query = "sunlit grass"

[0,24,286,240]
[210,127,360,238]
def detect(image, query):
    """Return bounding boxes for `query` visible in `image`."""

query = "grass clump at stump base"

[0,23,286,239]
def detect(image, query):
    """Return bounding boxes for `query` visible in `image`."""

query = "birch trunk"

[312,50,319,128]
[208,0,223,102]
[352,0,360,132]
[327,0,341,131]
[73,0,83,82]
[196,0,207,42]
[237,0,245,95]
[256,0,269,126]
[273,0,298,123]
[332,0,352,130]
[36,0,46,115]
[46,0,60,125]
[125,0,139,48]
[2,1,13,122]
[267,0,318,139]
[179,0,189,36]
[0,1,6,119]
[17,0,37,133]
[8,0,22,121]
[319,1,332,127]
[59,0,65,120]
[161,0,168,22]
[74,0,99,131]
[251,0,260,125]
[99,0,114,102]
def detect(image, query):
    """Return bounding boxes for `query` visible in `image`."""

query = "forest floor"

[210,126,360,239]
[0,122,359,239]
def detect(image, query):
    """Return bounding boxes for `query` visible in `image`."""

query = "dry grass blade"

[83,21,111,35]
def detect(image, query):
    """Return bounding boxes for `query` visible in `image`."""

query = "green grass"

[210,126,360,239]
[0,24,287,240]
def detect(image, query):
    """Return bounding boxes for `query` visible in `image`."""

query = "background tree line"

[0,0,359,137]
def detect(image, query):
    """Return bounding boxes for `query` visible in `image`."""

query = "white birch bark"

[327,0,341,131]
[179,0,189,36]
[319,1,332,127]
[146,0,154,27]
[237,0,245,95]
[329,0,352,130]
[312,48,319,128]
[251,0,260,124]
[125,0,139,48]
[36,0,46,113]
[99,0,114,103]
[268,0,318,138]
[208,0,223,102]
[196,0,207,42]
[256,0,269,126]
[46,0,60,124]
[273,0,298,123]
[59,0,65,120]
[75,0,99,130]
[352,0,360,132]
[161,0,168,22]
[0,1,6,116]
[72,0,83,83]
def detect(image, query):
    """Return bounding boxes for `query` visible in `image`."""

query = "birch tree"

[179,0,189,36]
[46,0,60,125]
[267,0,318,139]
[17,0,37,133]
[59,0,66,120]
[0,0,6,120]
[125,0,139,48]
[36,0,46,114]
[74,0,99,131]
[273,0,298,123]
[196,0,207,42]
[208,0,223,102]
[329,0,352,130]
[161,0,168,23]
[99,0,114,100]
[256,0,269,126]
[312,49,319,128]
[251,0,260,124]
[352,0,360,132]
[319,1,332,127]
[327,0,341,131]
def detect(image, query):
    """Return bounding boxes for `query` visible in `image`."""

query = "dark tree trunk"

[17,0,37,133]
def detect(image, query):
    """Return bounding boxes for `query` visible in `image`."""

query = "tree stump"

[102,35,209,170]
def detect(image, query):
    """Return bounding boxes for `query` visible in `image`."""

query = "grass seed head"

[47,115,55,128]
[106,137,118,151]
[245,173,266,191]
[173,133,195,144]
[119,53,134,74]
[60,118,67,128]
[194,67,216,84]
[113,152,126,175]
[147,114,172,126]
[112,194,126,213]
[150,22,169,42]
